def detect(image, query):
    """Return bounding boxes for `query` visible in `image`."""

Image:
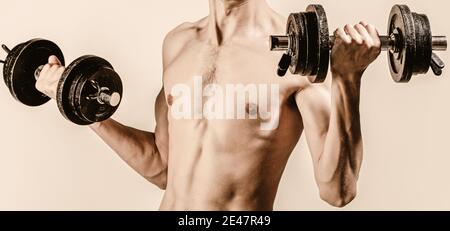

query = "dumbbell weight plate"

[412,13,432,75]
[388,5,416,83]
[306,4,330,83]
[3,39,65,106]
[57,55,122,125]
[3,42,26,99]
[302,11,319,76]
[286,13,307,75]
[74,56,122,124]
[57,56,89,125]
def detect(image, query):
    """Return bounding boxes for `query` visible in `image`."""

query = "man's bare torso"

[160,12,310,210]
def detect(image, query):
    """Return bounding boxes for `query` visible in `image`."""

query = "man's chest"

[163,41,303,101]
[163,41,305,132]
[163,43,305,133]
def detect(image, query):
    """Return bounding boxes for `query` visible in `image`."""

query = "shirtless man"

[35,0,381,210]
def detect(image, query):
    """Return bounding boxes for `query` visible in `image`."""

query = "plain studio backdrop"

[0,0,449,211]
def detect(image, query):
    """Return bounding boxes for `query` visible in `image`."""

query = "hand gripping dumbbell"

[270,5,447,83]
[0,39,123,125]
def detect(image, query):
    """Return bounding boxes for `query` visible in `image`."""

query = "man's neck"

[208,0,273,45]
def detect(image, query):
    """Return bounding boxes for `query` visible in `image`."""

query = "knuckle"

[373,40,381,47]
[340,36,351,44]
[42,64,51,71]
[342,38,352,45]
[356,25,366,32]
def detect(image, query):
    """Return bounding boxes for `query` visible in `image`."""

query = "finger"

[37,64,53,80]
[48,66,63,82]
[334,27,351,44]
[344,24,363,44]
[359,21,369,27]
[41,63,51,74]
[363,23,381,47]
[39,65,57,83]
[354,24,373,47]
[55,67,65,80]
[48,55,62,65]
[47,64,59,75]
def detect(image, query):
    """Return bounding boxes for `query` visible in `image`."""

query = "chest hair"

[202,45,221,85]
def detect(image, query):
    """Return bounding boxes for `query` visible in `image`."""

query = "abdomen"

[161,103,303,210]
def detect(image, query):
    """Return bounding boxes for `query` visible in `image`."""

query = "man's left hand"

[331,21,381,80]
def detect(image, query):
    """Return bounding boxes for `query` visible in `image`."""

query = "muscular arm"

[36,57,170,189]
[87,24,189,189]
[89,89,169,189]
[296,78,363,208]
[34,22,190,190]
[296,22,380,207]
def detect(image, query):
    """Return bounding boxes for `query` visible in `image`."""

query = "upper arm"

[156,22,193,159]
[295,83,331,163]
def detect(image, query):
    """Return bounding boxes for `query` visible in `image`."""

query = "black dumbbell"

[270,5,447,83]
[1,39,123,125]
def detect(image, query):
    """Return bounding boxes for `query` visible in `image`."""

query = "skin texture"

[35,0,381,210]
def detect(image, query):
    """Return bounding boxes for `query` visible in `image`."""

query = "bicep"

[295,84,331,163]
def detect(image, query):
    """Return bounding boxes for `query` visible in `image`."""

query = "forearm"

[316,73,363,202]
[90,119,167,189]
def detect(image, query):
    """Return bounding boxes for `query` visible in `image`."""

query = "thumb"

[48,55,62,65]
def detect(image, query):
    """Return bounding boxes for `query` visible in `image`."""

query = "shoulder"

[163,21,197,46]
[162,18,207,69]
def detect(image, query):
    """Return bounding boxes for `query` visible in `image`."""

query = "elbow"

[320,189,357,208]
[155,168,168,190]
[145,174,167,190]
[144,166,168,190]
[318,177,358,208]
[156,180,167,190]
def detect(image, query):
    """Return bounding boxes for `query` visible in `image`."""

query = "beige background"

[0,0,449,211]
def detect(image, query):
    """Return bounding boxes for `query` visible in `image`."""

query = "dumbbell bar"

[270,35,447,51]
[1,39,123,125]
[271,35,447,52]
[270,4,448,83]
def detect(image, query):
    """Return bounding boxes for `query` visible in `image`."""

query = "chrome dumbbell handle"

[270,35,447,52]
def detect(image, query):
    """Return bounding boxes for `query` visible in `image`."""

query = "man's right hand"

[35,55,65,100]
